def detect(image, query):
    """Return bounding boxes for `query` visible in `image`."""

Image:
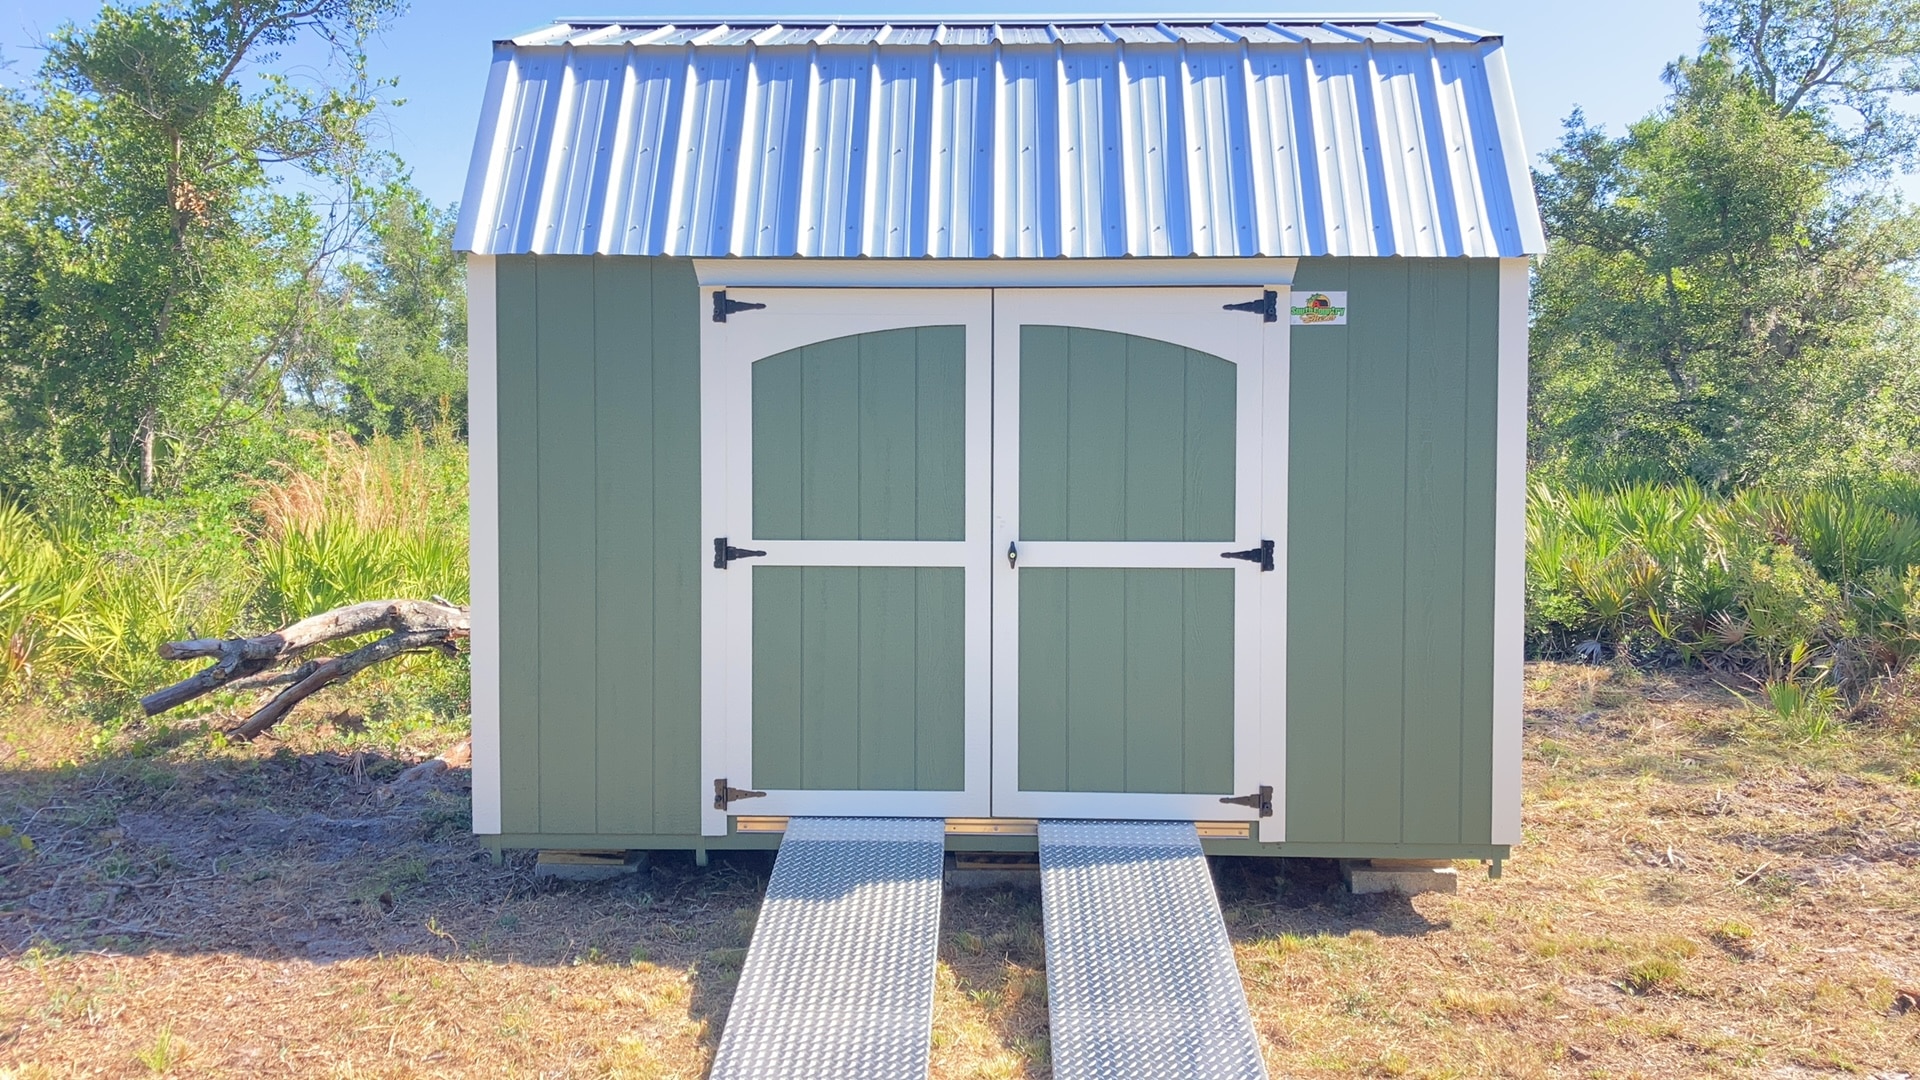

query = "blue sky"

[2,1,1707,208]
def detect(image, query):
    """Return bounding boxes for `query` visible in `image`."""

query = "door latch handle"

[1007,541,1018,569]
[713,537,768,569]
[1220,540,1275,571]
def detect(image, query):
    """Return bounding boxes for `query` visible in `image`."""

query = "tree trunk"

[138,407,157,494]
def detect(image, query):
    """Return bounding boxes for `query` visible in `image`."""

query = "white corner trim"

[467,255,502,835]
[692,257,1299,289]
[1492,257,1529,845]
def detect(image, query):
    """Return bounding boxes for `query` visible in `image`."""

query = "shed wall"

[1284,257,1501,847]
[487,254,1506,853]
[494,255,703,836]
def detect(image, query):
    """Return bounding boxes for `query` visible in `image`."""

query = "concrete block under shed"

[1340,859,1458,896]
[535,849,646,881]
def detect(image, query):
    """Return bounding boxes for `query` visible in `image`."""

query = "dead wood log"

[385,738,474,790]
[142,600,469,740]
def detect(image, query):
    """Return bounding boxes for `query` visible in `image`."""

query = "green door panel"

[1018,326,1236,542]
[752,567,965,791]
[753,326,966,541]
[1017,568,1234,794]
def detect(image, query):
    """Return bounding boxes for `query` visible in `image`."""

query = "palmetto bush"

[0,505,250,702]
[1527,479,1920,732]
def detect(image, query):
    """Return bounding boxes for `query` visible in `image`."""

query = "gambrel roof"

[454,15,1546,258]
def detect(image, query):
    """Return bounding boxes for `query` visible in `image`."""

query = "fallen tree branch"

[142,600,469,740]
[221,660,321,695]
[385,738,474,790]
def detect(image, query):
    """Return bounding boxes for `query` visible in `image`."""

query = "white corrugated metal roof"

[454,15,1545,258]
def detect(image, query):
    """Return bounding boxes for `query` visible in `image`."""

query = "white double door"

[700,286,1285,836]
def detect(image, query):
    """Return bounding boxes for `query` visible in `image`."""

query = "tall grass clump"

[252,430,469,625]
[1528,480,1920,734]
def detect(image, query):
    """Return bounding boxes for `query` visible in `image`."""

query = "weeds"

[0,430,468,729]
[1623,957,1686,995]
[132,1025,185,1074]
[1754,676,1841,740]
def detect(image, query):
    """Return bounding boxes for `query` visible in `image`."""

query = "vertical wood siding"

[493,256,701,836]
[1285,257,1501,845]
[752,567,966,791]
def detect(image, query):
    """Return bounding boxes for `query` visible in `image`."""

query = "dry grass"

[1224,662,1919,1078]
[252,431,467,541]
[4,663,1919,1077]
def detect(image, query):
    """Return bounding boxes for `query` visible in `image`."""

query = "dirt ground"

[2,662,1917,1078]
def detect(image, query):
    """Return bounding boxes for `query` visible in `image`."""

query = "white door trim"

[989,287,1285,825]
[1004,541,1248,569]
[699,288,995,834]
[694,257,1301,289]
[1257,284,1291,843]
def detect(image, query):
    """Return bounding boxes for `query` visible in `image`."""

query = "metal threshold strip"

[1039,820,1269,1080]
[732,815,1255,839]
[708,816,946,1080]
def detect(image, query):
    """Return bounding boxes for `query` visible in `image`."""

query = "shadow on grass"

[1214,856,1450,941]
[939,884,1051,1073]
[2,735,1444,1074]
[0,740,776,1016]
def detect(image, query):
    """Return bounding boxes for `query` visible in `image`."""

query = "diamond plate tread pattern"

[1039,820,1270,1080]
[708,817,946,1080]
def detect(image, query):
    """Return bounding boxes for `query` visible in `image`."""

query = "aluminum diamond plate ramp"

[709,817,945,1080]
[1039,820,1269,1080]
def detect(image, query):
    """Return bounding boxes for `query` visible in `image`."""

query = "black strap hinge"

[1223,290,1278,322]
[1220,784,1274,817]
[713,537,769,569]
[713,779,768,810]
[712,290,767,322]
[1220,539,1275,571]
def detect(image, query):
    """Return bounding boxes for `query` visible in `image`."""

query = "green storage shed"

[454,13,1542,864]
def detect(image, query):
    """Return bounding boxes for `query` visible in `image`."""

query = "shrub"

[1528,479,1920,709]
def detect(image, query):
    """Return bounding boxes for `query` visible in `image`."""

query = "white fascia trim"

[692,257,1300,288]
[1491,256,1528,845]
[467,255,503,835]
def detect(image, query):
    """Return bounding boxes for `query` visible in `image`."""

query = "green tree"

[1702,0,1920,169]
[1531,37,1920,488]
[0,0,402,498]
[337,181,466,437]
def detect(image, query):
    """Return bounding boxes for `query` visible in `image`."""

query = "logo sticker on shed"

[1289,291,1348,326]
